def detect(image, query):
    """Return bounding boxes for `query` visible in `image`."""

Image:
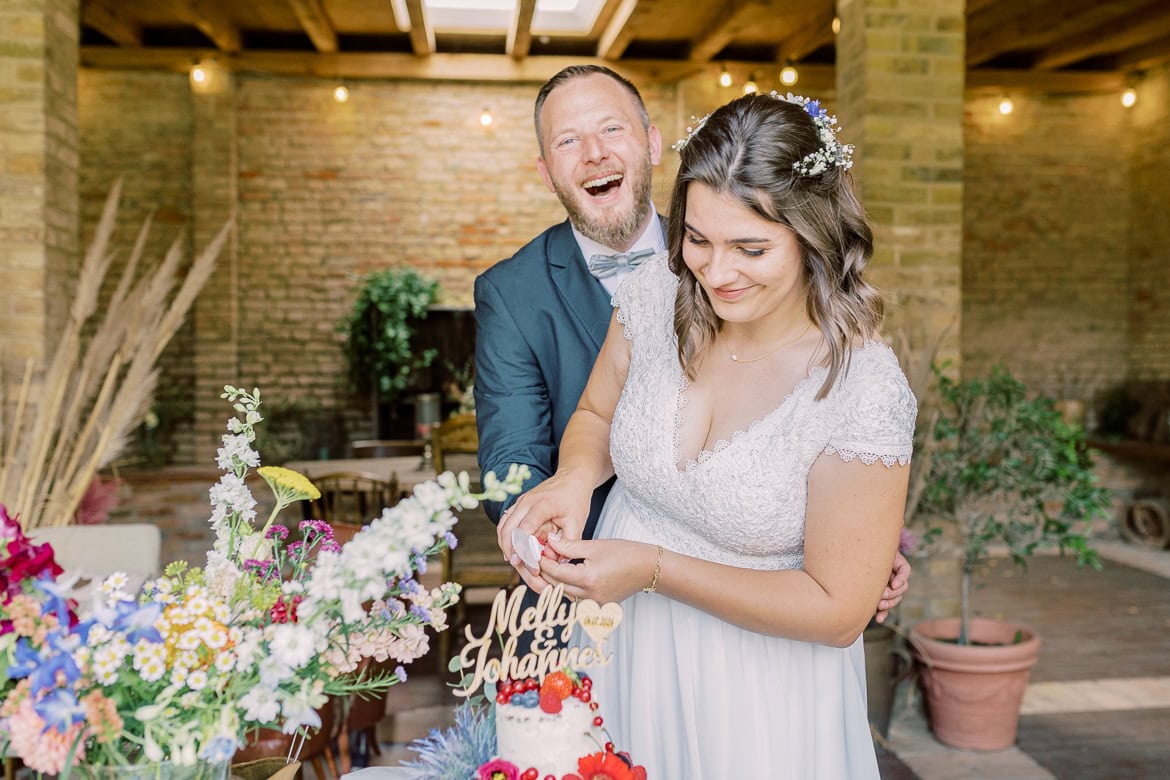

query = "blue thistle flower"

[403,700,495,780]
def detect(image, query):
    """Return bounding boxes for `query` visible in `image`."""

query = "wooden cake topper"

[454,584,623,697]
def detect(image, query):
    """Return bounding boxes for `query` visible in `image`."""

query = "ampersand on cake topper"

[454,583,623,698]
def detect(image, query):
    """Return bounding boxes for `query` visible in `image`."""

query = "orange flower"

[576,751,639,780]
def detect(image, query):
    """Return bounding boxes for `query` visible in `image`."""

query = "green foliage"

[917,364,1110,642]
[339,268,440,403]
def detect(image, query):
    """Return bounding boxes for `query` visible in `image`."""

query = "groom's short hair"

[533,64,651,153]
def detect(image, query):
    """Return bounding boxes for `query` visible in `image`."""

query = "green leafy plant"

[915,364,1109,644]
[339,268,440,403]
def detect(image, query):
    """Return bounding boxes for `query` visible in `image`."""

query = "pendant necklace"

[725,321,813,364]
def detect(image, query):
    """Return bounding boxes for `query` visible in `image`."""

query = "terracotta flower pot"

[909,617,1042,751]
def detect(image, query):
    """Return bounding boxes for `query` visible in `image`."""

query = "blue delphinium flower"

[34,689,86,733]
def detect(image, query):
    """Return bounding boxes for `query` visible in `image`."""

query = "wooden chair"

[431,412,479,474]
[304,471,402,525]
[349,439,425,458]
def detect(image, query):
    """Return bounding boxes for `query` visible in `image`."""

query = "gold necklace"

[724,322,813,364]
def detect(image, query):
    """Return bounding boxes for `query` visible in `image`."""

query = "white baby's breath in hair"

[672,91,854,177]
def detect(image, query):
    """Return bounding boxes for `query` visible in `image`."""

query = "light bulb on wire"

[1121,88,1136,108]
[780,64,798,86]
[719,65,732,88]
[333,85,349,103]
[998,97,1013,115]
[191,66,206,84]
[743,74,759,95]
[479,107,493,127]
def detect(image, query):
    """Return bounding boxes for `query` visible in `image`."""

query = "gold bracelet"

[642,545,663,593]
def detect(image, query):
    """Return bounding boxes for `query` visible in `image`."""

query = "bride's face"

[681,182,808,328]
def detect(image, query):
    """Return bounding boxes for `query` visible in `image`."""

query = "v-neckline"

[671,340,881,473]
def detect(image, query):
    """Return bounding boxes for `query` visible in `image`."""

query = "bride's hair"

[667,93,882,399]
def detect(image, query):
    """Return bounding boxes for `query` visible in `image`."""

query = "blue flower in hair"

[803,99,827,119]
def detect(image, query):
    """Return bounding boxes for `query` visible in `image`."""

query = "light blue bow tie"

[586,248,654,279]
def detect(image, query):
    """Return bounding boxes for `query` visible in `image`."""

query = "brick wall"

[962,91,1132,407]
[1129,64,1170,383]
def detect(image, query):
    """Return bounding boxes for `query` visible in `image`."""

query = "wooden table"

[284,454,480,493]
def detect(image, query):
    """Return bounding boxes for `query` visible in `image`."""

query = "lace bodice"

[608,253,917,571]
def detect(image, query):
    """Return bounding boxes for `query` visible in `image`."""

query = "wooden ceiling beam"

[81,0,143,47]
[967,0,1136,66]
[775,5,836,65]
[966,68,1126,94]
[688,0,757,63]
[286,0,337,54]
[1033,3,1170,70]
[506,0,537,60]
[403,0,435,56]
[154,0,241,53]
[1112,32,1170,72]
[597,0,638,60]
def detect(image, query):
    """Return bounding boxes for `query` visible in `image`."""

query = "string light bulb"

[479,107,493,127]
[191,65,206,85]
[1121,88,1137,108]
[780,64,798,86]
[832,16,841,35]
[333,84,349,103]
[719,65,732,88]
[743,74,759,95]
[998,97,1013,115]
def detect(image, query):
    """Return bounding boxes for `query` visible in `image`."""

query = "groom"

[474,65,909,616]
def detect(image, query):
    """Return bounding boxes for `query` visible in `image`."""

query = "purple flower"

[394,665,407,683]
[266,525,290,541]
[443,531,458,550]
[409,604,430,622]
[899,528,918,555]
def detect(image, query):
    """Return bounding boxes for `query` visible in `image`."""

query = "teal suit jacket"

[473,220,616,538]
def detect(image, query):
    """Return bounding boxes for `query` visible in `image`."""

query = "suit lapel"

[548,221,612,350]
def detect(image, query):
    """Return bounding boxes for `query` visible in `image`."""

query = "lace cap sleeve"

[823,344,917,467]
[611,251,673,343]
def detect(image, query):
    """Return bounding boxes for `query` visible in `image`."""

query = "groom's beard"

[554,150,655,250]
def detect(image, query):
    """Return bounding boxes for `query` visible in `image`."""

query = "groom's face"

[536,74,662,251]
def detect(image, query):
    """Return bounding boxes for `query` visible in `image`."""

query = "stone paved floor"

[353,541,1170,779]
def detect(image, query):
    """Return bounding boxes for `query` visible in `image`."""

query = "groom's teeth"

[583,173,623,189]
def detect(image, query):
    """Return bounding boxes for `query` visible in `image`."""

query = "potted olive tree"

[339,268,440,437]
[907,365,1109,750]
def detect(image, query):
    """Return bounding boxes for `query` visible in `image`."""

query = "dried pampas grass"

[0,179,233,530]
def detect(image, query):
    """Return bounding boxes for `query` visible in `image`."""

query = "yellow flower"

[258,466,321,502]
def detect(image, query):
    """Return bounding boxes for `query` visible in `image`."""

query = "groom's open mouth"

[582,172,623,198]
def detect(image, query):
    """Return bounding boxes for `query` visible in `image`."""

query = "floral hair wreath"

[672,91,855,177]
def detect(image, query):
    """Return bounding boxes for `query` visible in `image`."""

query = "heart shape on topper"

[575,600,623,645]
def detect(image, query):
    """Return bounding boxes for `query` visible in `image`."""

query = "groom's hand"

[496,473,591,575]
[874,551,911,623]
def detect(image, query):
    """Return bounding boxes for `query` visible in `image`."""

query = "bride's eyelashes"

[685,231,767,258]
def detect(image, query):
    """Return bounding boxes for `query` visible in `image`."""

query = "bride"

[498,92,917,778]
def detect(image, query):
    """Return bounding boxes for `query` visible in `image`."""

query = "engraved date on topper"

[575,599,622,645]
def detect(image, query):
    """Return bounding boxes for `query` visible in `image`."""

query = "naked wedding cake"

[488,670,609,777]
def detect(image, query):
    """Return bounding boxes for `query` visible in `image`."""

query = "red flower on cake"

[575,751,645,780]
[477,758,520,780]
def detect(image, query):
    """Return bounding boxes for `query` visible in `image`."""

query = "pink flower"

[7,698,86,775]
[898,528,918,555]
[73,477,120,525]
[476,759,520,780]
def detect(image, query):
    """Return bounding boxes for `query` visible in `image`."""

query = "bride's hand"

[496,471,593,575]
[539,536,658,604]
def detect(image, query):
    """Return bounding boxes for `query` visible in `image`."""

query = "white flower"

[239,685,281,723]
[186,670,208,691]
[269,623,320,670]
[279,680,327,733]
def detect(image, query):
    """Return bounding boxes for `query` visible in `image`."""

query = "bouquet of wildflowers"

[1,385,526,776]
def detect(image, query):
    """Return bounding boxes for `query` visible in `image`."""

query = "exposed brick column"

[835,0,965,621]
[190,63,240,463]
[835,0,964,370]
[0,0,79,371]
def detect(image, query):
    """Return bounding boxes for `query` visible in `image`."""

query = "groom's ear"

[536,156,556,194]
[648,125,663,167]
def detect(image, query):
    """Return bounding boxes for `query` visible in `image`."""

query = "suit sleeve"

[473,272,555,524]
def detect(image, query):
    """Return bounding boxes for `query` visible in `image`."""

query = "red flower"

[1,504,67,634]
[576,751,640,780]
[477,759,520,780]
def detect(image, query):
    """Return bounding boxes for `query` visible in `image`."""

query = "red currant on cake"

[520,768,538,780]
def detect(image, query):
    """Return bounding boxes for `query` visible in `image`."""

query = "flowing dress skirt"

[587,483,880,780]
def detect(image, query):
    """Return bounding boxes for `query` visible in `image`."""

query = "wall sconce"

[333,84,350,103]
[998,97,1014,115]
[1121,88,1137,108]
[743,74,759,95]
[719,64,732,88]
[479,107,493,127]
[780,63,798,87]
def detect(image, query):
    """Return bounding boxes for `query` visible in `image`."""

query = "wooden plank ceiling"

[79,0,1170,91]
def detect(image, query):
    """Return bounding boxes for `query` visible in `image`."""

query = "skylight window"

[391,0,604,36]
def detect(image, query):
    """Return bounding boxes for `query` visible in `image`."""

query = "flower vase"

[71,761,229,780]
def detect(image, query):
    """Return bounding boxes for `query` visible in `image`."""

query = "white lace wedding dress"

[589,254,916,779]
